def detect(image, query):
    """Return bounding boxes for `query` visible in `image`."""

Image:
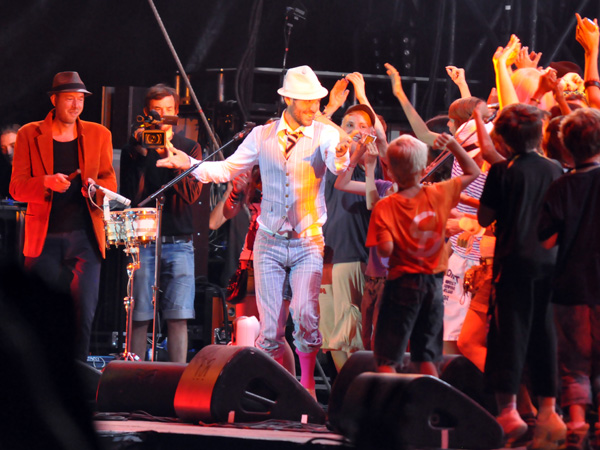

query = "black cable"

[420,0,446,119]
[235,0,264,122]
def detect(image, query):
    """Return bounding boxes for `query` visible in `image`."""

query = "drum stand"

[121,242,141,361]
[103,195,142,361]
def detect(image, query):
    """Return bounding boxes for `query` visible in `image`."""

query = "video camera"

[135,110,178,149]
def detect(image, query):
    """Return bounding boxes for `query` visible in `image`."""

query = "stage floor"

[94,417,347,449]
[93,416,522,450]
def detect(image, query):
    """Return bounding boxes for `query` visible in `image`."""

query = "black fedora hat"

[548,61,583,78]
[48,71,92,96]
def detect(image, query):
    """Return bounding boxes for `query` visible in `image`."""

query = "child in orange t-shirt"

[366,133,480,375]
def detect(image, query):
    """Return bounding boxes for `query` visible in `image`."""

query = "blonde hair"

[386,135,428,185]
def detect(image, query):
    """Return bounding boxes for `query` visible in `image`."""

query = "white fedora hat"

[277,65,328,100]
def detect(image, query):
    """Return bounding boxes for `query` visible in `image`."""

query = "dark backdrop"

[3,0,600,354]
[2,0,600,129]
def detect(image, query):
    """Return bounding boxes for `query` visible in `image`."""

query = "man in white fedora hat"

[158,65,352,397]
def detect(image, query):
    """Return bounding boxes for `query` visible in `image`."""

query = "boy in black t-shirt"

[478,104,565,448]
[539,108,600,449]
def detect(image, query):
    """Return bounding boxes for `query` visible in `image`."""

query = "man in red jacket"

[10,71,117,361]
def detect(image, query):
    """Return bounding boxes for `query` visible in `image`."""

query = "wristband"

[584,80,600,90]
[319,109,332,119]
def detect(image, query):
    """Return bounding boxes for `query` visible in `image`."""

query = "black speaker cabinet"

[174,345,326,424]
[96,361,187,418]
[76,360,102,405]
[336,372,503,450]
[329,350,497,427]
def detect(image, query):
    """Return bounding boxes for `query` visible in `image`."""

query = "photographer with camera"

[120,83,202,363]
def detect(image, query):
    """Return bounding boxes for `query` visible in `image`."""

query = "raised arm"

[576,13,600,109]
[334,142,387,212]
[384,63,438,147]
[445,66,472,98]
[514,46,542,70]
[314,79,351,140]
[363,144,386,210]
[346,72,389,159]
[473,106,504,165]
[493,34,521,109]
[322,77,350,119]
[433,133,480,190]
[538,69,572,116]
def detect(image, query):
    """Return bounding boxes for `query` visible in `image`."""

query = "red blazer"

[10,110,117,258]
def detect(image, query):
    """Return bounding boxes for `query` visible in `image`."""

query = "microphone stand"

[278,6,306,115]
[137,123,255,360]
[145,0,221,157]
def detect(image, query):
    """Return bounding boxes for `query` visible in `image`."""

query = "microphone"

[94,184,131,207]
[233,122,256,141]
[103,195,111,224]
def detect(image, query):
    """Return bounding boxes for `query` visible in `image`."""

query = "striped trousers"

[253,229,324,358]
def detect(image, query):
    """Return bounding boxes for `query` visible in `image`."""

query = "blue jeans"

[254,229,324,357]
[25,229,101,361]
[132,241,195,321]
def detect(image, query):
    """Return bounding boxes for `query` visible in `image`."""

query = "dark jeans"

[373,273,444,366]
[25,229,101,361]
[485,269,558,397]
[555,304,600,409]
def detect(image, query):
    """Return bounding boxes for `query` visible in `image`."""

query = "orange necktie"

[285,131,301,159]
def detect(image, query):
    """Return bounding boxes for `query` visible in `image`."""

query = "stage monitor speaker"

[336,372,503,450]
[76,360,102,405]
[173,345,326,424]
[328,350,377,431]
[439,352,497,415]
[328,351,497,428]
[96,361,187,418]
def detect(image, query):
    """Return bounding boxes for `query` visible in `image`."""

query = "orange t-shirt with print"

[366,178,462,280]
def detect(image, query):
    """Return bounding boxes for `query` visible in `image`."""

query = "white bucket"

[233,315,260,346]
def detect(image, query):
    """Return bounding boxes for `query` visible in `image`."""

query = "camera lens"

[146,134,160,144]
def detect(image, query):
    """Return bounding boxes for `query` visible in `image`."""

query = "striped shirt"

[449,159,487,261]
[446,119,493,261]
